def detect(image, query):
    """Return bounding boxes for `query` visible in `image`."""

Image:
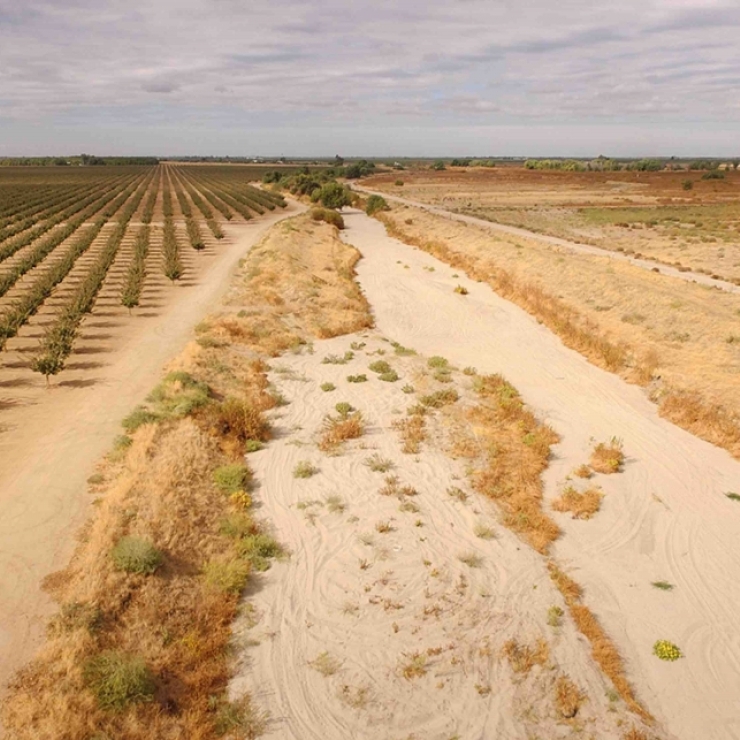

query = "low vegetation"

[590,438,625,474]
[552,485,603,519]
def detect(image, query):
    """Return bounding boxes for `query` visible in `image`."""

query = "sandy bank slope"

[0,203,301,697]
[340,210,740,740]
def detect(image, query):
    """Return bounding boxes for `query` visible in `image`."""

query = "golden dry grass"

[554,675,584,719]
[552,485,603,519]
[1,212,375,739]
[590,438,625,474]
[502,638,549,674]
[318,412,365,452]
[391,414,427,454]
[377,207,740,460]
[547,562,652,722]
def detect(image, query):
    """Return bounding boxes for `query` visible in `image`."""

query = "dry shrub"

[391,414,426,454]
[203,397,271,452]
[554,675,584,719]
[502,638,549,674]
[622,729,651,740]
[319,412,365,452]
[547,562,651,722]
[573,464,592,479]
[552,485,603,519]
[469,375,560,553]
[590,438,624,474]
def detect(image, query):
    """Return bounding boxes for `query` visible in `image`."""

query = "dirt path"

[338,210,740,740]
[0,202,302,699]
[353,186,740,295]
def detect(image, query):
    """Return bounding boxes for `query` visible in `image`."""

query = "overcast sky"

[1,0,739,157]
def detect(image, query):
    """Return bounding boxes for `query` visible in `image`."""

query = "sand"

[0,202,302,701]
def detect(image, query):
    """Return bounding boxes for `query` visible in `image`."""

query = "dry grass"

[552,485,603,519]
[319,411,365,452]
[1,212,375,738]
[590,438,625,474]
[399,651,428,680]
[573,464,593,479]
[391,414,427,454]
[502,638,549,674]
[547,562,651,722]
[377,207,740,461]
[554,675,584,719]
[468,374,560,553]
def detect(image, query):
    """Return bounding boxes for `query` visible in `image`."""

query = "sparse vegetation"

[364,453,394,472]
[83,651,155,711]
[651,581,674,591]
[552,485,603,519]
[653,640,682,661]
[590,437,625,474]
[293,460,319,478]
[399,651,428,679]
[347,374,368,383]
[319,410,365,452]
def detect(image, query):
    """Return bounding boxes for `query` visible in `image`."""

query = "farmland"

[0,164,286,383]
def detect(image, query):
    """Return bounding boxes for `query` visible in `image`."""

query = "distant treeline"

[0,154,159,167]
[524,158,739,172]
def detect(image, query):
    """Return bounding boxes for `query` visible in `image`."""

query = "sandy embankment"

[336,210,740,740]
[0,203,302,698]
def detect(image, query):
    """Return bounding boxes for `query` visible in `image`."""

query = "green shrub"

[317,182,352,209]
[238,533,283,571]
[366,195,389,215]
[702,170,724,180]
[213,463,252,493]
[293,460,319,478]
[347,374,368,383]
[320,382,336,392]
[420,389,459,408]
[335,402,353,416]
[121,406,159,433]
[369,360,392,374]
[311,207,345,229]
[203,558,250,594]
[427,356,449,369]
[83,651,155,711]
[379,370,399,382]
[244,439,263,453]
[682,179,694,191]
[653,640,682,661]
[111,536,162,575]
[220,512,257,539]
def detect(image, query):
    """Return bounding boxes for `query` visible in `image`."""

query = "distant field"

[0,163,285,381]
[365,167,740,283]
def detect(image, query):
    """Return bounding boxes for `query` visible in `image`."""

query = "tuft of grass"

[590,437,624,474]
[83,651,155,711]
[502,638,549,674]
[364,453,394,472]
[447,486,468,503]
[391,414,426,454]
[293,460,319,479]
[368,360,393,374]
[237,532,283,571]
[347,374,368,383]
[573,464,592,479]
[401,384,415,394]
[399,651,427,680]
[220,513,258,539]
[319,411,365,452]
[335,401,353,416]
[203,557,250,594]
[547,605,564,627]
[325,495,346,514]
[420,389,459,408]
[111,537,162,575]
[554,675,584,719]
[121,406,160,433]
[213,695,269,738]
[320,382,336,392]
[726,492,740,502]
[206,397,271,448]
[454,284,469,295]
[399,500,420,514]
[379,370,399,382]
[213,463,252,493]
[244,439,263,453]
[458,552,483,568]
[391,341,416,356]
[428,356,449,369]
[462,366,477,376]
[322,351,354,365]
[552,485,603,519]
[375,520,393,533]
[310,651,341,676]
[651,581,674,591]
[653,640,682,661]
[473,521,495,540]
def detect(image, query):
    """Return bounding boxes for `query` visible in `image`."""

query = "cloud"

[0,0,739,154]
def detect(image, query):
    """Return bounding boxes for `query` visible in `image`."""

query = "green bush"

[83,651,155,711]
[203,558,250,594]
[702,170,724,180]
[335,402,353,416]
[238,533,283,571]
[653,640,682,661]
[366,195,389,216]
[431,160,446,171]
[379,370,399,382]
[121,406,160,433]
[213,463,252,493]
[347,374,368,383]
[682,179,694,191]
[310,207,345,229]
[111,536,162,575]
[368,360,392,374]
[317,182,352,209]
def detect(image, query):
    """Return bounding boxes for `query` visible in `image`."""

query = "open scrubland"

[364,167,740,283]
[2,165,740,740]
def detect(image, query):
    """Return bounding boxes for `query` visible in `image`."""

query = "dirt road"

[340,209,740,740]
[0,203,302,700]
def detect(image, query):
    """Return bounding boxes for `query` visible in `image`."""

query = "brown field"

[365,166,740,283]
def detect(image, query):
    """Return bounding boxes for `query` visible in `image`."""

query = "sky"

[1,0,739,157]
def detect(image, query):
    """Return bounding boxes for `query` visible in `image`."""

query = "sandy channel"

[337,210,740,740]
[0,203,302,703]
